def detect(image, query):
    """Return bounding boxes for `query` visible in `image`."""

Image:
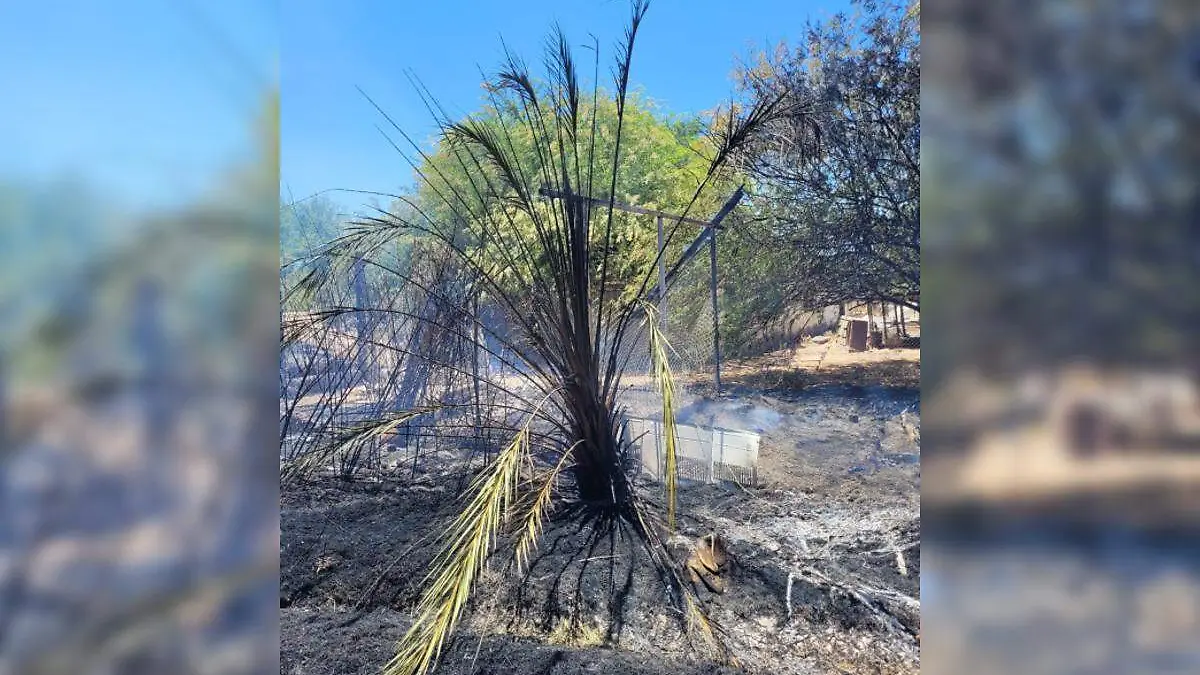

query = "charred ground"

[281,359,920,675]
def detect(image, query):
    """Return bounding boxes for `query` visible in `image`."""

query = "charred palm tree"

[284,3,794,673]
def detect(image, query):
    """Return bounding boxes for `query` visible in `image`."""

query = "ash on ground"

[281,388,920,675]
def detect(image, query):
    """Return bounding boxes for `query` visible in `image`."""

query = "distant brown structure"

[845,317,869,352]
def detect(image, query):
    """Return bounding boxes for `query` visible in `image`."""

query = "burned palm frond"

[715,89,797,172]
[279,235,502,480]
[281,407,439,484]
[281,256,334,318]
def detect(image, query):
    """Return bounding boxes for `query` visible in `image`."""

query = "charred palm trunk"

[563,379,629,509]
[561,189,630,510]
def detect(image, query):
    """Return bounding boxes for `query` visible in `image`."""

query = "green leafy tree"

[413,90,740,301]
[736,0,920,312]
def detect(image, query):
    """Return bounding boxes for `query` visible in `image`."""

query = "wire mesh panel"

[622,415,759,486]
[661,252,718,389]
[616,236,719,395]
[280,245,522,481]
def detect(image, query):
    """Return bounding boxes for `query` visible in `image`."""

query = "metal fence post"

[657,215,666,328]
[710,226,721,393]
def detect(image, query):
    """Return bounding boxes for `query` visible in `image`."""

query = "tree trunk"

[866,302,875,349]
[881,302,889,345]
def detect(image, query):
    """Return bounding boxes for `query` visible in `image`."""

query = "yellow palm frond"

[514,440,581,572]
[385,426,528,675]
[385,390,561,675]
[685,593,737,667]
[641,301,680,532]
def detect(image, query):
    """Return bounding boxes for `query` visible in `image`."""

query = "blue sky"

[283,0,851,216]
[0,1,850,217]
[0,1,277,214]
